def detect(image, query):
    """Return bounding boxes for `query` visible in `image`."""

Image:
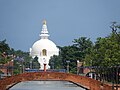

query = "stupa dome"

[31,39,59,56]
[30,20,59,69]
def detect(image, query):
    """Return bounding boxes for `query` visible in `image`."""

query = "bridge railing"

[78,66,120,90]
[24,69,66,73]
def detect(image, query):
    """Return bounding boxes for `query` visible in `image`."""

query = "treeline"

[0,22,120,74]
[49,22,120,73]
[0,40,39,74]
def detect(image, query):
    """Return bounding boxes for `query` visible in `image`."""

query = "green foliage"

[59,45,79,73]
[32,56,40,69]
[13,69,20,75]
[0,39,10,53]
[49,55,63,69]
[13,60,21,75]
[1,22,120,75]
[73,37,93,60]
[0,40,12,64]
[49,37,93,74]
[85,32,120,67]
[50,25,120,73]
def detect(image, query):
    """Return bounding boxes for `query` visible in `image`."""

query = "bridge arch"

[0,72,111,90]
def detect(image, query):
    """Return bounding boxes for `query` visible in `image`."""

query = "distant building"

[30,20,59,70]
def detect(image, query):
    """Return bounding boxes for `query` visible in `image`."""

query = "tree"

[0,39,10,53]
[49,55,63,69]
[72,37,93,61]
[49,37,93,74]
[85,32,120,67]
[0,40,12,64]
[32,56,40,69]
[0,40,39,74]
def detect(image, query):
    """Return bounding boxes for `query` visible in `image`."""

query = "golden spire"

[43,19,46,25]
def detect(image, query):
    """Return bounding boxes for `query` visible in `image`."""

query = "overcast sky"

[0,0,120,51]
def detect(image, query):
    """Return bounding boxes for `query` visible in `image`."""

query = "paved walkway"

[10,81,85,90]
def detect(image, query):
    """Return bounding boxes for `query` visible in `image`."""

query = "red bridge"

[0,72,112,90]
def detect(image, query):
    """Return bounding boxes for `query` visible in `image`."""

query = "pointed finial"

[43,19,46,25]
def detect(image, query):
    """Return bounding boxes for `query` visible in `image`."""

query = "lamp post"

[30,58,33,69]
[77,60,79,75]
[66,60,70,73]
[19,64,22,74]
[20,57,24,73]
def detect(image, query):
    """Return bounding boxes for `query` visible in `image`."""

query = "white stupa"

[30,20,59,69]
